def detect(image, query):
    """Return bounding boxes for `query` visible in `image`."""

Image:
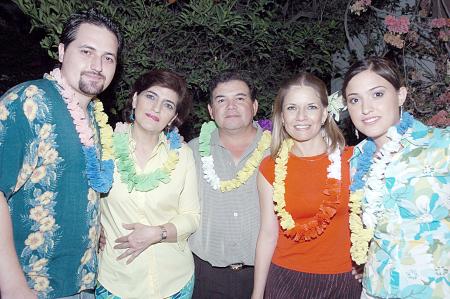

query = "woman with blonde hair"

[252,73,361,298]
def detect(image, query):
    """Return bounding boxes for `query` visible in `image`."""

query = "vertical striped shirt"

[188,123,264,267]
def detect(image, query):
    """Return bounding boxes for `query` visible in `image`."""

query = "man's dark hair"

[60,8,123,58]
[208,71,257,103]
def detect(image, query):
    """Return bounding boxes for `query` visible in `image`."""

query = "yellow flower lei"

[199,121,271,192]
[93,100,114,161]
[273,139,296,229]
[220,131,271,192]
[349,189,374,264]
[273,138,343,242]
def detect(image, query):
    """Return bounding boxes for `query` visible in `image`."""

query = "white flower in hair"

[327,91,346,122]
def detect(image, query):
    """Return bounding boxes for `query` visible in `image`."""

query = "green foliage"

[14,0,347,138]
[345,0,449,126]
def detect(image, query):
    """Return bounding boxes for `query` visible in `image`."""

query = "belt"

[228,263,250,271]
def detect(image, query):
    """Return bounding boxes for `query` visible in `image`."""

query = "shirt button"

[233,212,238,217]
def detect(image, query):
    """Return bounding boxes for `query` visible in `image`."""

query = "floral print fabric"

[95,275,195,299]
[0,78,101,298]
[350,119,449,298]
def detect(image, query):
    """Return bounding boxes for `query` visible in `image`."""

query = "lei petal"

[199,121,218,156]
[199,121,271,192]
[47,69,114,193]
[272,138,342,241]
[113,128,181,193]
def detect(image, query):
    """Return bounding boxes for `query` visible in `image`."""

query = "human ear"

[207,103,214,120]
[252,99,259,117]
[132,92,138,109]
[58,43,65,63]
[398,87,407,106]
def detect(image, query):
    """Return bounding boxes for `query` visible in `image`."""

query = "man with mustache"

[0,9,122,299]
[189,72,269,298]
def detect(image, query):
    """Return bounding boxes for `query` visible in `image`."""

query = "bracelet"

[159,225,167,242]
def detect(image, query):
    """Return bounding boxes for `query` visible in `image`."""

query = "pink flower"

[436,92,450,105]
[427,110,450,127]
[350,0,370,15]
[384,32,405,49]
[384,15,410,34]
[438,29,449,41]
[430,18,448,29]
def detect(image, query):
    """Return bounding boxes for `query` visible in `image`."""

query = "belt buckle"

[229,263,244,271]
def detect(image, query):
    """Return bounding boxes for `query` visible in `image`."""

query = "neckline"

[289,151,328,161]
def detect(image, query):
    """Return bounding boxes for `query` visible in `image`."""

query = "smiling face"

[208,80,258,132]
[132,85,179,135]
[345,70,407,148]
[282,85,328,145]
[58,23,118,99]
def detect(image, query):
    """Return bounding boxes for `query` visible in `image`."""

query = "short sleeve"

[0,85,31,199]
[259,155,276,185]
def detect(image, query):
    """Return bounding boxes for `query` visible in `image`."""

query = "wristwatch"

[159,225,167,242]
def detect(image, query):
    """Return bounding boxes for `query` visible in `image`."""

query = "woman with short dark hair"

[96,70,199,299]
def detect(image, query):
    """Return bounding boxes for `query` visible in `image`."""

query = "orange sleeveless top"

[259,147,353,274]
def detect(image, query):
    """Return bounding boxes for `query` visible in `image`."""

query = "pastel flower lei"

[199,121,271,192]
[113,126,181,192]
[48,69,114,193]
[273,139,342,241]
[349,112,413,264]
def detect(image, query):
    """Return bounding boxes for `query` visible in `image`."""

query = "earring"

[355,128,359,139]
[165,125,171,134]
[130,108,135,122]
[400,106,403,120]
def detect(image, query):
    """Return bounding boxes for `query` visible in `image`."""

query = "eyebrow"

[79,44,117,59]
[214,92,248,99]
[347,85,386,97]
[284,102,319,106]
[146,90,176,106]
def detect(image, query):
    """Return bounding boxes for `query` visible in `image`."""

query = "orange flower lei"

[273,139,342,242]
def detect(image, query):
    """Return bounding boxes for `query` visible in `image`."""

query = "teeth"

[294,125,310,129]
[363,117,378,124]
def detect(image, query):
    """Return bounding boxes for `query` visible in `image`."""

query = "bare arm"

[251,172,279,299]
[0,192,37,299]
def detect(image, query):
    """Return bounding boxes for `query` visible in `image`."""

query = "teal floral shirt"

[0,78,101,298]
[350,119,449,299]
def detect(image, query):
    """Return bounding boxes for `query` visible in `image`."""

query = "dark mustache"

[81,71,105,80]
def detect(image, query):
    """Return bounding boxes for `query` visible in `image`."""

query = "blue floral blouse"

[0,77,101,298]
[350,119,449,299]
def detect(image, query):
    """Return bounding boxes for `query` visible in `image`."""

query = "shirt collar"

[128,126,169,158]
[210,120,263,147]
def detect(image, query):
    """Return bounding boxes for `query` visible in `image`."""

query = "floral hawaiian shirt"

[0,77,101,298]
[350,119,449,299]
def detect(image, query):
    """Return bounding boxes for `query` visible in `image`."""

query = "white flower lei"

[362,126,403,229]
[273,138,342,232]
[201,155,221,190]
[198,121,271,191]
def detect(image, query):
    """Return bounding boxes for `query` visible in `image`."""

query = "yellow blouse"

[98,133,200,299]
